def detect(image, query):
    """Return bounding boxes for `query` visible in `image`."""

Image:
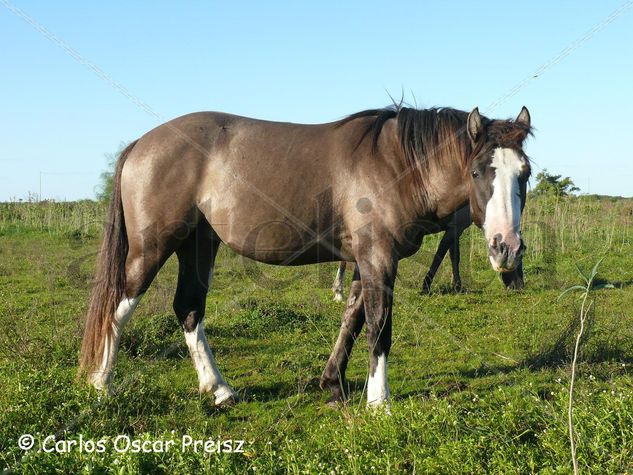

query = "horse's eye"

[471,170,480,179]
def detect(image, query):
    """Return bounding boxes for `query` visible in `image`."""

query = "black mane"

[340,104,532,163]
[340,106,472,167]
[339,105,532,209]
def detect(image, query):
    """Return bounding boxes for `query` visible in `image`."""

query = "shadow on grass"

[593,277,633,289]
[521,310,591,370]
[395,308,633,401]
[518,304,633,369]
[419,285,485,296]
[237,377,323,403]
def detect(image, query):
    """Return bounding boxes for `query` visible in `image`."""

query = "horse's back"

[120,111,352,264]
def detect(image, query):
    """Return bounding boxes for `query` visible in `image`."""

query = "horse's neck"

[378,117,471,220]
[423,156,471,219]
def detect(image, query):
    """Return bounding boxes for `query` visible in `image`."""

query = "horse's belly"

[208,207,345,265]
[221,233,344,266]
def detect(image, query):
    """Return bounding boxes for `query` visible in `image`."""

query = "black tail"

[79,140,138,378]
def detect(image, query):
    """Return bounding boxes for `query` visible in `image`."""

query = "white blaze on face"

[484,148,524,267]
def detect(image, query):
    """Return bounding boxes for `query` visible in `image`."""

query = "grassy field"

[0,196,632,474]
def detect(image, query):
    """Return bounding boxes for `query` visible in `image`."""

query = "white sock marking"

[332,262,346,301]
[367,353,390,408]
[91,296,140,392]
[184,320,235,405]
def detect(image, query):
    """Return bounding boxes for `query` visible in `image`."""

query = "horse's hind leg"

[90,231,174,392]
[332,261,347,302]
[174,220,237,406]
[90,296,141,392]
[321,265,365,404]
[449,229,464,292]
[421,232,452,294]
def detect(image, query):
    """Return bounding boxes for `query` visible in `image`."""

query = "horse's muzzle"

[488,233,525,272]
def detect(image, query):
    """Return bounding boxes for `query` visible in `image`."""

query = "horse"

[80,104,532,410]
[331,205,525,300]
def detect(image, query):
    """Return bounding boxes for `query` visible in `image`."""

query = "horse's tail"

[79,140,138,378]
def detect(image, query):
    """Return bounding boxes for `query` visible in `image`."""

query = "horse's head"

[466,106,531,273]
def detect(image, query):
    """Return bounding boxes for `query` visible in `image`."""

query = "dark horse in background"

[80,104,531,409]
[331,204,525,301]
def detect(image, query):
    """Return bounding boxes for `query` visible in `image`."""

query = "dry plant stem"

[568,281,594,475]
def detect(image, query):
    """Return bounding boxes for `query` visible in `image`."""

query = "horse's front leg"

[359,248,397,410]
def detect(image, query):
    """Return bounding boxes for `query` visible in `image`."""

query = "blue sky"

[1,1,632,200]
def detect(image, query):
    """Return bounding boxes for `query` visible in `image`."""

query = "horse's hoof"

[325,390,349,408]
[506,280,524,290]
[215,393,239,408]
[366,400,391,414]
[214,386,239,407]
[88,373,114,396]
[333,293,344,302]
[325,396,345,408]
[321,380,348,407]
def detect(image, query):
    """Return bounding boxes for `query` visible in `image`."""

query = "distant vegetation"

[0,200,106,236]
[1,193,629,244]
[95,143,130,204]
[530,169,580,198]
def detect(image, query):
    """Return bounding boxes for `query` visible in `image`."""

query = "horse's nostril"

[490,233,503,250]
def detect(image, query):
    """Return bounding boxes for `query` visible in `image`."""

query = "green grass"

[0,196,632,473]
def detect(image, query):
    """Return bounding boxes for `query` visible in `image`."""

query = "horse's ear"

[515,106,531,128]
[467,107,483,144]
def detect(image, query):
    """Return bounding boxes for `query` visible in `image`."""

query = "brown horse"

[332,204,525,300]
[80,105,532,409]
